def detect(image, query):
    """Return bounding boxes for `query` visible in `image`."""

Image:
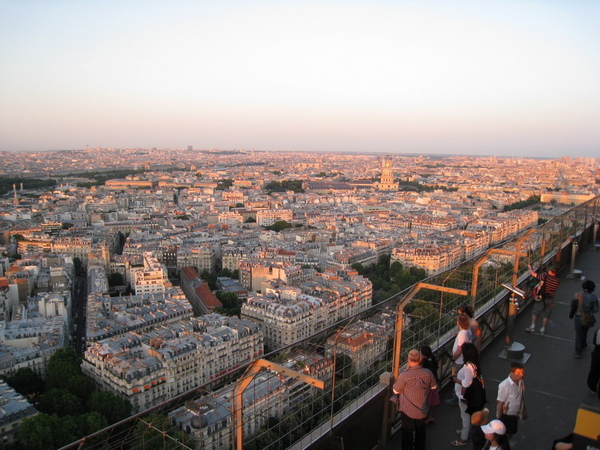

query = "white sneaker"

[539,328,546,336]
[525,326,535,333]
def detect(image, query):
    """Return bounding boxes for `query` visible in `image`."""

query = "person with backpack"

[573,279,599,358]
[450,342,482,447]
[526,264,560,336]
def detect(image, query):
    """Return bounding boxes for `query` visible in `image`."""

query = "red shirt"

[393,365,437,419]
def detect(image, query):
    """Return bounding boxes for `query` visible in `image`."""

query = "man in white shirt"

[496,361,528,436]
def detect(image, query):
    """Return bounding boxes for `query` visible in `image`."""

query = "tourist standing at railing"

[572,279,599,358]
[587,327,600,396]
[420,345,440,424]
[452,314,472,366]
[526,264,560,336]
[445,314,472,407]
[392,349,438,450]
[450,342,481,447]
[458,305,482,351]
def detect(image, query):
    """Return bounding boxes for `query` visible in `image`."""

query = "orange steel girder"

[470,248,527,303]
[392,283,468,379]
[232,359,325,450]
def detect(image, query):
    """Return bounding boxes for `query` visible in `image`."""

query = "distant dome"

[191,415,208,429]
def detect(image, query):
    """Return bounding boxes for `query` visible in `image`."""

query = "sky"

[1,1,599,157]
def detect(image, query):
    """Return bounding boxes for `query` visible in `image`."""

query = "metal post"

[499,284,529,363]
[506,294,518,346]
[568,239,579,278]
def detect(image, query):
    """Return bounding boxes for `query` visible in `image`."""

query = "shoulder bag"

[464,365,487,414]
[579,292,597,328]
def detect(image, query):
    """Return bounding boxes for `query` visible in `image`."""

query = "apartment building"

[390,243,462,276]
[238,260,314,292]
[325,320,388,375]
[81,314,262,413]
[324,247,377,271]
[467,210,538,244]
[176,244,215,274]
[255,208,293,227]
[221,246,252,272]
[241,272,372,349]
[0,381,39,443]
[180,267,222,315]
[131,252,170,295]
[169,351,332,450]
[0,315,66,377]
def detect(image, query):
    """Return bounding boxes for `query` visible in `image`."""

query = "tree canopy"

[264,180,304,193]
[264,220,293,232]
[12,346,132,448]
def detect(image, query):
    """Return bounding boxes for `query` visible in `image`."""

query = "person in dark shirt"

[420,345,440,424]
[587,327,600,395]
[526,264,560,336]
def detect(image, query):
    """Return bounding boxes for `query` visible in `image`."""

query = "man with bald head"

[393,349,438,450]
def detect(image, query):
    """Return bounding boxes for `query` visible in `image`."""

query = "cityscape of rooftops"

[1,1,599,448]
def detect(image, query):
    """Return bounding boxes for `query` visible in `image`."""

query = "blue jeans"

[574,315,589,355]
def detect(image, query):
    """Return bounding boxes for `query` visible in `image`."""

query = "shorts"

[532,298,554,318]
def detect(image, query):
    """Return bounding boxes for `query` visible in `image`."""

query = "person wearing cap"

[526,263,560,336]
[392,349,438,450]
[481,419,511,449]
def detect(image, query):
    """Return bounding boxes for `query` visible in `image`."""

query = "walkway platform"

[386,245,600,449]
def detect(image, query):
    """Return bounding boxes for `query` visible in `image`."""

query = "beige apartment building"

[241,272,372,349]
[391,243,463,276]
[221,246,251,272]
[176,244,215,273]
[131,252,169,295]
[18,235,116,268]
[256,208,293,227]
[170,351,332,450]
[81,315,263,414]
[467,210,538,244]
[238,260,313,292]
[326,321,388,375]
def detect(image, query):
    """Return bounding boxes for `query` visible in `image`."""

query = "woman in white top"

[458,305,482,351]
[450,342,481,447]
[452,314,472,366]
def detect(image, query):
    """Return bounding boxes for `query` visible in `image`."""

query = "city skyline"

[1,1,599,157]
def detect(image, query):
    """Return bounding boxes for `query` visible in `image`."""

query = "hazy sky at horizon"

[1,1,599,157]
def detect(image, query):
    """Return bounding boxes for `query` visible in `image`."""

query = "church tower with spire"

[378,158,398,191]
